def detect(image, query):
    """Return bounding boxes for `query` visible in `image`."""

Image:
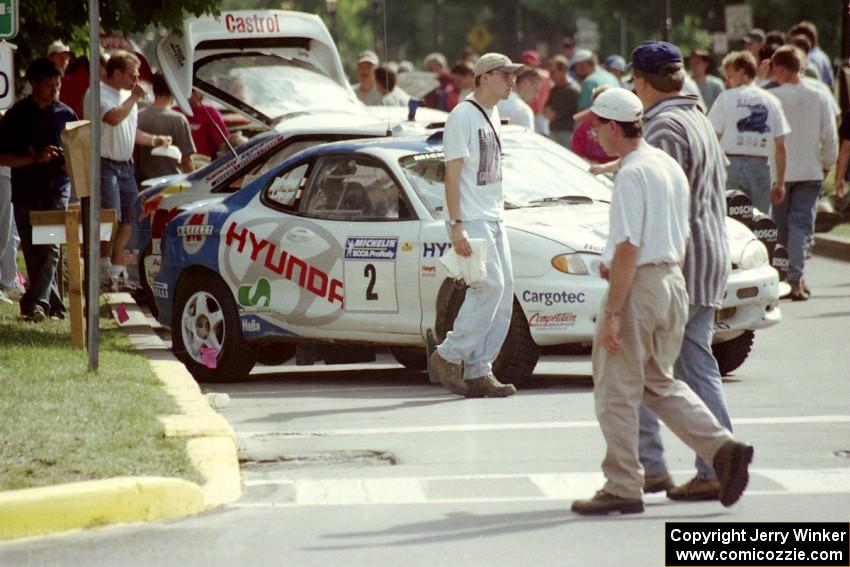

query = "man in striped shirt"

[630,41,734,502]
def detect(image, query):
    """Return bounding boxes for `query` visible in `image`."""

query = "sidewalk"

[813,233,850,262]
[0,293,241,541]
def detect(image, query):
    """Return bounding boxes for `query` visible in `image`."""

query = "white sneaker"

[0,289,12,304]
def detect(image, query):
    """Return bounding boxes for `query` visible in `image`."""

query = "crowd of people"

[0,42,240,313]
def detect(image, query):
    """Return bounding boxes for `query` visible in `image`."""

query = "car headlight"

[551,253,601,276]
[739,240,768,270]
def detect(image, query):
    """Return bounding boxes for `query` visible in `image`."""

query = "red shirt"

[571,119,616,164]
[184,104,230,157]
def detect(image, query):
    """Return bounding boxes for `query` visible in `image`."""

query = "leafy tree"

[14,0,221,72]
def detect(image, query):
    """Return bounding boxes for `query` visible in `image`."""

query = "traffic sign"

[466,24,493,53]
[0,0,17,40]
[0,42,14,110]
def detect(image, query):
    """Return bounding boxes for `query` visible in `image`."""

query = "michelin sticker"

[344,237,398,260]
[344,236,399,313]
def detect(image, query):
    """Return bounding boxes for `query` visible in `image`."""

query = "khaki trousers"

[592,264,733,499]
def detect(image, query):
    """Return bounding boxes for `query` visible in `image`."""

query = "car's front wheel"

[711,330,754,376]
[389,346,427,370]
[172,270,256,382]
[436,282,540,385]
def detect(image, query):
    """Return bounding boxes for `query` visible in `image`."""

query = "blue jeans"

[638,305,732,480]
[13,187,70,317]
[772,180,822,283]
[437,220,514,379]
[101,158,138,223]
[0,173,19,289]
[727,155,772,215]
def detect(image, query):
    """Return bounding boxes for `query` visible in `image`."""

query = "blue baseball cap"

[630,41,683,74]
[603,55,626,72]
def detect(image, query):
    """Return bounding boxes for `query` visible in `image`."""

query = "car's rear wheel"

[172,270,256,382]
[436,283,540,385]
[389,346,427,370]
[712,330,754,376]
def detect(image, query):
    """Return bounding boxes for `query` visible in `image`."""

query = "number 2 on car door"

[364,264,378,300]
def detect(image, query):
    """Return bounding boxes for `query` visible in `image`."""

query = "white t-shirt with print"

[602,145,690,267]
[84,82,137,161]
[707,83,790,158]
[442,97,503,221]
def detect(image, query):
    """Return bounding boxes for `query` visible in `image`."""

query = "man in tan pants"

[571,88,754,515]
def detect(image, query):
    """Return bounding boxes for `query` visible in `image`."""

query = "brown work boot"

[429,351,466,395]
[713,440,754,507]
[464,375,517,398]
[667,476,721,501]
[643,472,674,494]
[571,490,644,516]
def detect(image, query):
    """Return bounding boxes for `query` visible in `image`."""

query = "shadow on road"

[303,507,726,550]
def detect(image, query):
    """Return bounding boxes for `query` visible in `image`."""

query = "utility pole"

[662,0,672,42]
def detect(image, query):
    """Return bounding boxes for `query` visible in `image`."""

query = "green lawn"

[0,302,200,490]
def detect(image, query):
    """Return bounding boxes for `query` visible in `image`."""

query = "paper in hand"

[439,238,487,284]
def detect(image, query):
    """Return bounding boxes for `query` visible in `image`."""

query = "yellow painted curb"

[0,477,205,541]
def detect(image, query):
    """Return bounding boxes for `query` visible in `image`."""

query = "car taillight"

[152,208,181,239]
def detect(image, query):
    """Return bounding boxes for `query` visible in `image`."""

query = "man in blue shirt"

[0,58,78,321]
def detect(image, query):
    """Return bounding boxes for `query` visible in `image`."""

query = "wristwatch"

[449,219,463,227]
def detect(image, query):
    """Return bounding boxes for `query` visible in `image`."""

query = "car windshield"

[195,54,366,123]
[400,133,612,214]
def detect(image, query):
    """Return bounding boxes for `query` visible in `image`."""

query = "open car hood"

[156,10,368,128]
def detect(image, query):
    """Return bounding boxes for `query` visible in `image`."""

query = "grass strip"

[0,301,200,490]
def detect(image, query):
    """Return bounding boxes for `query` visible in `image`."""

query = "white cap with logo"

[590,88,643,122]
[472,53,525,77]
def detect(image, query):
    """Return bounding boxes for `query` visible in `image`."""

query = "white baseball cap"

[357,50,380,66]
[590,88,643,122]
[48,40,71,55]
[472,52,525,77]
[571,49,594,66]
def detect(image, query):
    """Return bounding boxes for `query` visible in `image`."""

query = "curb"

[814,234,850,262]
[0,293,241,541]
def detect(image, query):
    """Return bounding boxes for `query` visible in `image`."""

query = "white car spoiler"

[156,10,354,118]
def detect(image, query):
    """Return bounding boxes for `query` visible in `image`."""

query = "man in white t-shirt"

[429,52,524,399]
[571,88,753,515]
[767,46,837,301]
[84,51,168,289]
[708,51,790,214]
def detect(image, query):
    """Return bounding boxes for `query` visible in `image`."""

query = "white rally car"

[132,10,445,297]
[153,128,782,383]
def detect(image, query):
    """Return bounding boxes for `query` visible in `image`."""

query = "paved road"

[1,256,848,566]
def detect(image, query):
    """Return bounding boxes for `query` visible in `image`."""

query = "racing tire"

[711,330,754,377]
[389,346,428,370]
[172,270,256,383]
[256,343,296,366]
[436,282,540,385]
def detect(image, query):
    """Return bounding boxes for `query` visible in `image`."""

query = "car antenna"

[382,0,391,136]
[199,100,237,158]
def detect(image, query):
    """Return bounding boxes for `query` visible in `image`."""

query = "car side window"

[300,156,412,221]
[264,162,309,209]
